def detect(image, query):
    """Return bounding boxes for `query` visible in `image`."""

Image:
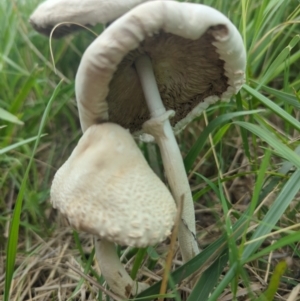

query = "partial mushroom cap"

[75,1,246,134]
[29,0,167,38]
[51,123,177,247]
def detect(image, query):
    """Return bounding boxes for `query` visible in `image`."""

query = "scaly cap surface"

[51,123,177,247]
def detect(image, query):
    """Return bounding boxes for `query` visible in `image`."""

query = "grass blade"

[4,81,63,301]
[243,168,300,259]
[187,252,229,301]
[0,108,23,125]
[184,110,262,172]
[252,82,300,110]
[257,35,300,87]
[208,168,300,301]
[256,260,289,301]
[234,121,300,168]
[0,134,47,155]
[243,84,300,132]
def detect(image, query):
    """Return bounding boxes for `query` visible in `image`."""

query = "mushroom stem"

[94,239,149,298]
[135,55,200,262]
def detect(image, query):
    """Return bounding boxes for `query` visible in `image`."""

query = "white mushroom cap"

[29,0,168,37]
[51,122,176,247]
[75,1,246,134]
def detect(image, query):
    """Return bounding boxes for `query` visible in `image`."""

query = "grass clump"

[1,0,300,300]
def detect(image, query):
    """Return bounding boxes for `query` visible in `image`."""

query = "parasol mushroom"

[51,122,177,298]
[29,0,169,37]
[74,1,246,263]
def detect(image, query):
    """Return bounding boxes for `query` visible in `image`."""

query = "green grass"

[1,0,300,300]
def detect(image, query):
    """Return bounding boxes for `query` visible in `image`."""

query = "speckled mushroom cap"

[29,0,168,38]
[50,122,177,247]
[75,1,246,134]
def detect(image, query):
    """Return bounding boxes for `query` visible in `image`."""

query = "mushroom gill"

[107,27,229,132]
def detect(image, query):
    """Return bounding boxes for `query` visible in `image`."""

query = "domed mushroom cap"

[29,0,166,38]
[76,1,246,133]
[51,123,177,247]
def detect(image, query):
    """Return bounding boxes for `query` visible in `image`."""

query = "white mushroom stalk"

[95,239,149,296]
[75,1,246,262]
[135,55,199,260]
[50,123,176,298]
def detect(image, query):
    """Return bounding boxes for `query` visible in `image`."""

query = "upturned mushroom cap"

[29,0,167,38]
[75,1,246,133]
[51,122,177,247]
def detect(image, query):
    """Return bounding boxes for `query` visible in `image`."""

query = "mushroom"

[29,0,169,37]
[29,0,246,295]
[51,122,177,298]
[74,1,246,262]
